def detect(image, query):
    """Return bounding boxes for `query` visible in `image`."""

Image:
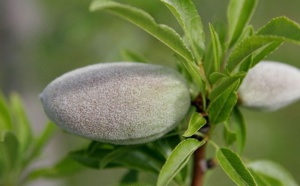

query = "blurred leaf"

[226,36,281,72]
[161,0,205,61]
[114,148,163,173]
[71,144,163,174]
[120,183,152,186]
[223,122,237,146]
[257,16,300,44]
[232,107,246,154]
[0,131,19,172]
[217,148,256,186]
[23,122,56,168]
[0,92,12,130]
[99,145,139,168]
[183,112,206,137]
[248,160,299,186]
[121,49,150,63]
[149,135,181,159]
[120,170,138,184]
[90,0,194,63]
[227,0,257,47]
[9,93,32,155]
[157,138,206,186]
[70,150,103,169]
[209,23,222,72]
[250,170,282,186]
[209,72,228,85]
[27,156,83,181]
[209,81,239,125]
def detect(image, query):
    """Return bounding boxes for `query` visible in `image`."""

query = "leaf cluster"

[81,0,300,185]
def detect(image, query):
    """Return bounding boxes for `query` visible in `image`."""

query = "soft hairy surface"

[40,62,191,144]
[239,61,300,111]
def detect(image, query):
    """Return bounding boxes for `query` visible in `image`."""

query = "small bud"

[238,61,300,111]
[40,62,191,145]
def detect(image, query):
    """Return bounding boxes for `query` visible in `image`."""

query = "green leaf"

[99,145,139,168]
[223,122,237,146]
[90,0,194,63]
[232,107,246,154]
[157,139,206,186]
[226,36,282,72]
[209,72,228,85]
[23,122,56,168]
[160,0,205,61]
[27,156,83,180]
[209,81,239,125]
[183,112,206,137]
[121,49,150,63]
[209,73,245,101]
[257,16,300,44]
[177,57,206,95]
[0,131,20,172]
[114,148,163,173]
[120,170,138,185]
[9,93,32,154]
[0,92,12,130]
[227,0,257,47]
[209,23,223,72]
[217,148,256,186]
[248,160,299,186]
[250,170,282,186]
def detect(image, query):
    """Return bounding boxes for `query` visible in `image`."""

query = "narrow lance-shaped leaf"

[209,72,228,85]
[161,0,205,61]
[90,0,194,63]
[248,160,299,186]
[257,16,300,44]
[121,49,150,63]
[223,121,237,146]
[217,148,256,186]
[0,131,20,173]
[209,80,239,125]
[232,106,246,153]
[209,73,245,101]
[209,23,222,72]
[226,36,282,72]
[227,0,257,47]
[157,139,206,186]
[183,112,206,137]
[9,93,32,155]
[250,170,283,186]
[23,122,56,168]
[0,92,12,130]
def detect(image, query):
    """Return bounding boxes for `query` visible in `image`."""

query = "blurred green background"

[1,0,300,185]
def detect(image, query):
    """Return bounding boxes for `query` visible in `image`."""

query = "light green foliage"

[5,0,300,185]
[227,0,258,47]
[183,112,206,137]
[248,160,299,186]
[160,0,205,61]
[0,92,57,186]
[217,148,256,186]
[157,139,206,186]
[90,0,194,63]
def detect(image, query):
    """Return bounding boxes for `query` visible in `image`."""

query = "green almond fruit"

[239,61,300,111]
[40,62,191,145]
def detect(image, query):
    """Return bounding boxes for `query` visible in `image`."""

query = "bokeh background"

[1,0,300,185]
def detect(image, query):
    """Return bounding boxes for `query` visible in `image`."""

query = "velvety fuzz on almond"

[40,62,191,144]
[239,61,300,111]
